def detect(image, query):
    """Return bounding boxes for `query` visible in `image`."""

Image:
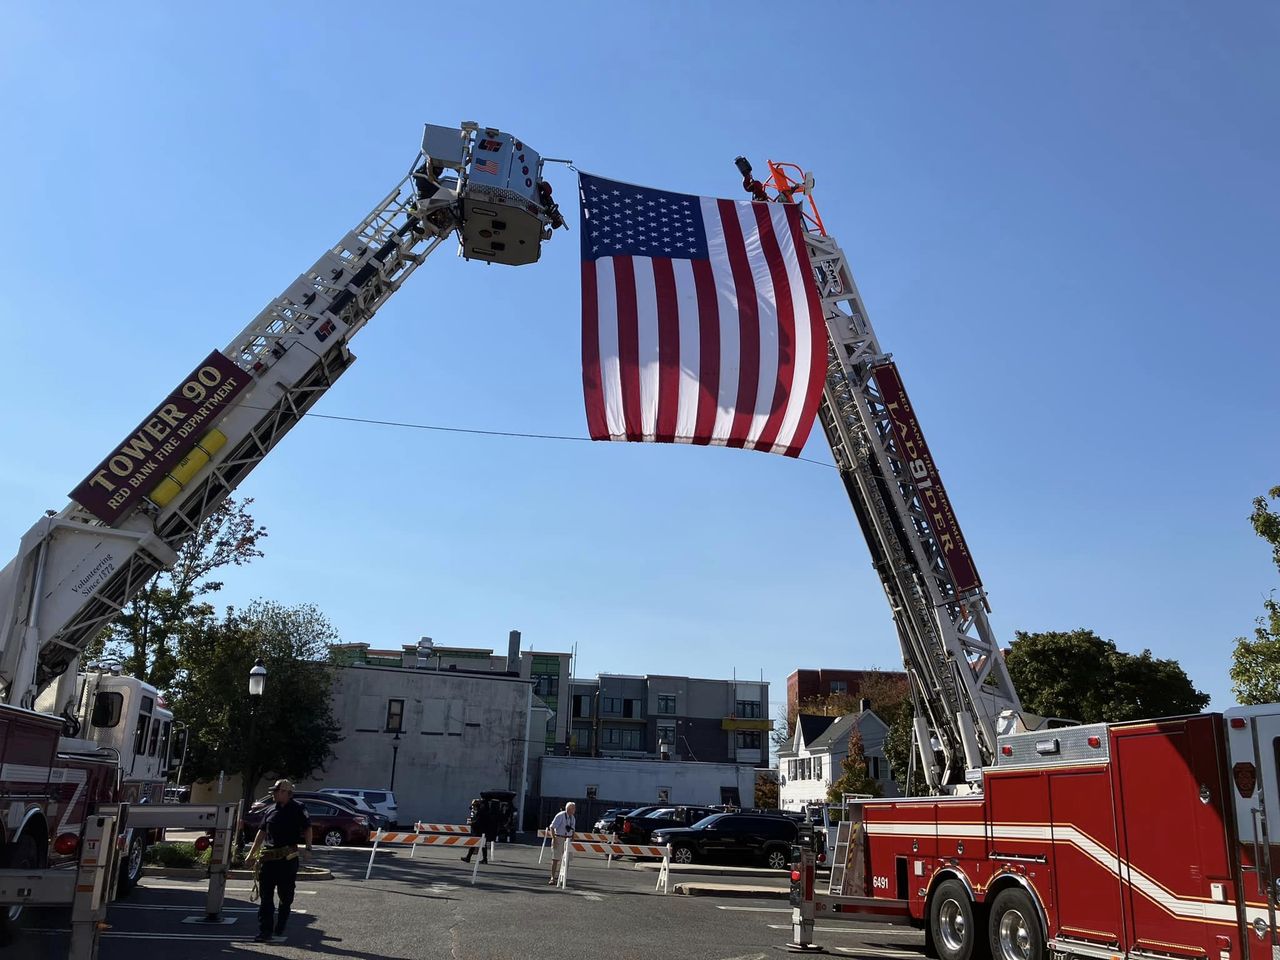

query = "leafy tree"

[100,497,266,689]
[755,770,780,808]
[774,669,909,748]
[167,600,342,810]
[1005,629,1209,723]
[827,729,882,802]
[1230,486,1280,704]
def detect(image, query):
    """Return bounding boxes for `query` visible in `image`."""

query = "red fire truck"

[726,159,1278,960]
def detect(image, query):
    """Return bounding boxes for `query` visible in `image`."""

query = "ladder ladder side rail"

[19,163,460,692]
[803,229,1016,774]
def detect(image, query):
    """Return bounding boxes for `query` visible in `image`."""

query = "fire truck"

[0,121,565,936]
[729,160,1280,960]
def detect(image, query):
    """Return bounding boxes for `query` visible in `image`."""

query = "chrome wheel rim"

[127,839,144,880]
[998,908,1032,960]
[767,851,787,869]
[938,898,967,954]
[673,847,692,863]
[324,831,343,847]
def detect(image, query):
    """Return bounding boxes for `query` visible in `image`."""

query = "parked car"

[652,813,798,869]
[620,805,719,844]
[319,787,399,826]
[593,808,630,833]
[611,805,663,835]
[241,791,374,846]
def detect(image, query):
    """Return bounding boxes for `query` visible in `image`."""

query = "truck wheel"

[0,836,42,944]
[117,834,146,896]
[930,879,978,960]
[987,888,1043,960]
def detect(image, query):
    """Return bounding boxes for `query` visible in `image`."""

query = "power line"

[254,404,837,468]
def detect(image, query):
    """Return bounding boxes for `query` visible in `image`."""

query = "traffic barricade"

[410,822,471,859]
[364,830,484,882]
[536,829,613,864]
[555,840,671,893]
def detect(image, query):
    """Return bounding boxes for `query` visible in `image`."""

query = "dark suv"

[652,813,798,870]
[619,805,719,844]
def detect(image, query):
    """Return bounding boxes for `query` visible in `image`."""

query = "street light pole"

[389,730,401,792]
[243,659,267,815]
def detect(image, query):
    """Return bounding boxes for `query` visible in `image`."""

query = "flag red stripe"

[750,204,796,454]
[613,257,643,441]
[691,258,720,445]
[716,199,759,450]
[783,204,828,457]
[581,261,607,441]
[652,257,680,443]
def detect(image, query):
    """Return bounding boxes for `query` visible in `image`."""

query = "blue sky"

[1,2,1276,720]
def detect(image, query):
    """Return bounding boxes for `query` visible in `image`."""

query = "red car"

[241,793,371,847]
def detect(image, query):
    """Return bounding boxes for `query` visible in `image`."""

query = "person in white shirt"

[546,802,577,885]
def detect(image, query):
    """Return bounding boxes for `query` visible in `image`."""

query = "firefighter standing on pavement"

[246,778,311,943]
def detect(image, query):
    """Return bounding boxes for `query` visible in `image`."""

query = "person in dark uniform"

[461,798,491,864]
[246,778,311,942]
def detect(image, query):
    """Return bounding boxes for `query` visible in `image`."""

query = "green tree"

[755,770,780,808]
[827,729,882,802]
[880,698,927,796]
[101,497,266,689]
[1005,629,1209,723]
[1230,486,1280,704]
[167,600,342,810]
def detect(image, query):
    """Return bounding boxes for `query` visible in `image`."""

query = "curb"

[146,867,334,881]
[673,882,788,898]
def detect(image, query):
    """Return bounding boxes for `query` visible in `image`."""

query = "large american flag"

[579,173,827,457]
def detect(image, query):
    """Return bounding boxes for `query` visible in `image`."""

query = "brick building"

[785,668,908,718]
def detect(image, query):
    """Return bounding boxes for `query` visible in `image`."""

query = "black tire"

[764,845,789,870]
[929,879,978,960]
[670,844,694,864]
[323,829,344,847]
[987,888,1044,960]
[0,836,42,944]
[116,833,146,896]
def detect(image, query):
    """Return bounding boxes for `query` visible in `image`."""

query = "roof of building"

[797,714,837,746]
[807,713,863,752]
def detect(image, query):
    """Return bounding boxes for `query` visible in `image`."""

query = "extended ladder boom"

[0,122,563,711]
[737,160,1024,788]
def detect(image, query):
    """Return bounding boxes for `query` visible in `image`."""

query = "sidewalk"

[672,881,787,898]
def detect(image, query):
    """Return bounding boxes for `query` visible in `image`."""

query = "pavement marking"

[715,905,790,913]
[765,924,921,937]
[571,891,605,901]
[113,904,306,914]
[141,883,316,894]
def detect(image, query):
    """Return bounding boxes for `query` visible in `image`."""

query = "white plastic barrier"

[410,822,473,859]
[536,829,613,863]
[558,840,672,893]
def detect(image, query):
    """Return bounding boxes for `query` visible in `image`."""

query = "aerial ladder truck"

[0,122,564,949]
[732,158,1280,960]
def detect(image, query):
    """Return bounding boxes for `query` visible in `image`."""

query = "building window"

[534,675,559,697]
[657,724,675,747]
[829,680,848,694]
[735,700,762,719]
[572,724,593,750]
[586,785,599,800]
[788,759,796,779]
[814,756,823,779]
[620,729,643,751]
[656,694,676,714]
[572,694,592,718]
[385,699,405,733]
[870,756,881,780]
[602,727,621,746]
[735,730,762,750]
[602,697,621,715]
[623,698,642,718]
[657,786,671,803]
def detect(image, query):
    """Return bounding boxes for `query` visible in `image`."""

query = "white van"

[320,788,398,826]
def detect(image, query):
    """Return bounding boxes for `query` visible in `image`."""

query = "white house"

[777,711,898,810]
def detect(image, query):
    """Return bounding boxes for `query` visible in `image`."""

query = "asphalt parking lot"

[8,841,928,960]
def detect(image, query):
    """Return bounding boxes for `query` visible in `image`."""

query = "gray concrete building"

[568,674,770,767]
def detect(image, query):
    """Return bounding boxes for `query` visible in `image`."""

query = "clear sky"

[1,2,1276,722]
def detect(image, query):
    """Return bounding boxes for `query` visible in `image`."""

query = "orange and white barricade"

[410,822,472,859]
[536,829,612,864]
[557,840,671,893]
[364,830,484,882]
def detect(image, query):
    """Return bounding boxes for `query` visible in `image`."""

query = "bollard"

[786,824,822,952]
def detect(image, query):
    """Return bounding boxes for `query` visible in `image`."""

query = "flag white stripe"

[594,257,625,440]
[633,257,660,439]
[770,203,817,453]
[671,257,701,443]
[702,197,740,446]
[733,200,780,449]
